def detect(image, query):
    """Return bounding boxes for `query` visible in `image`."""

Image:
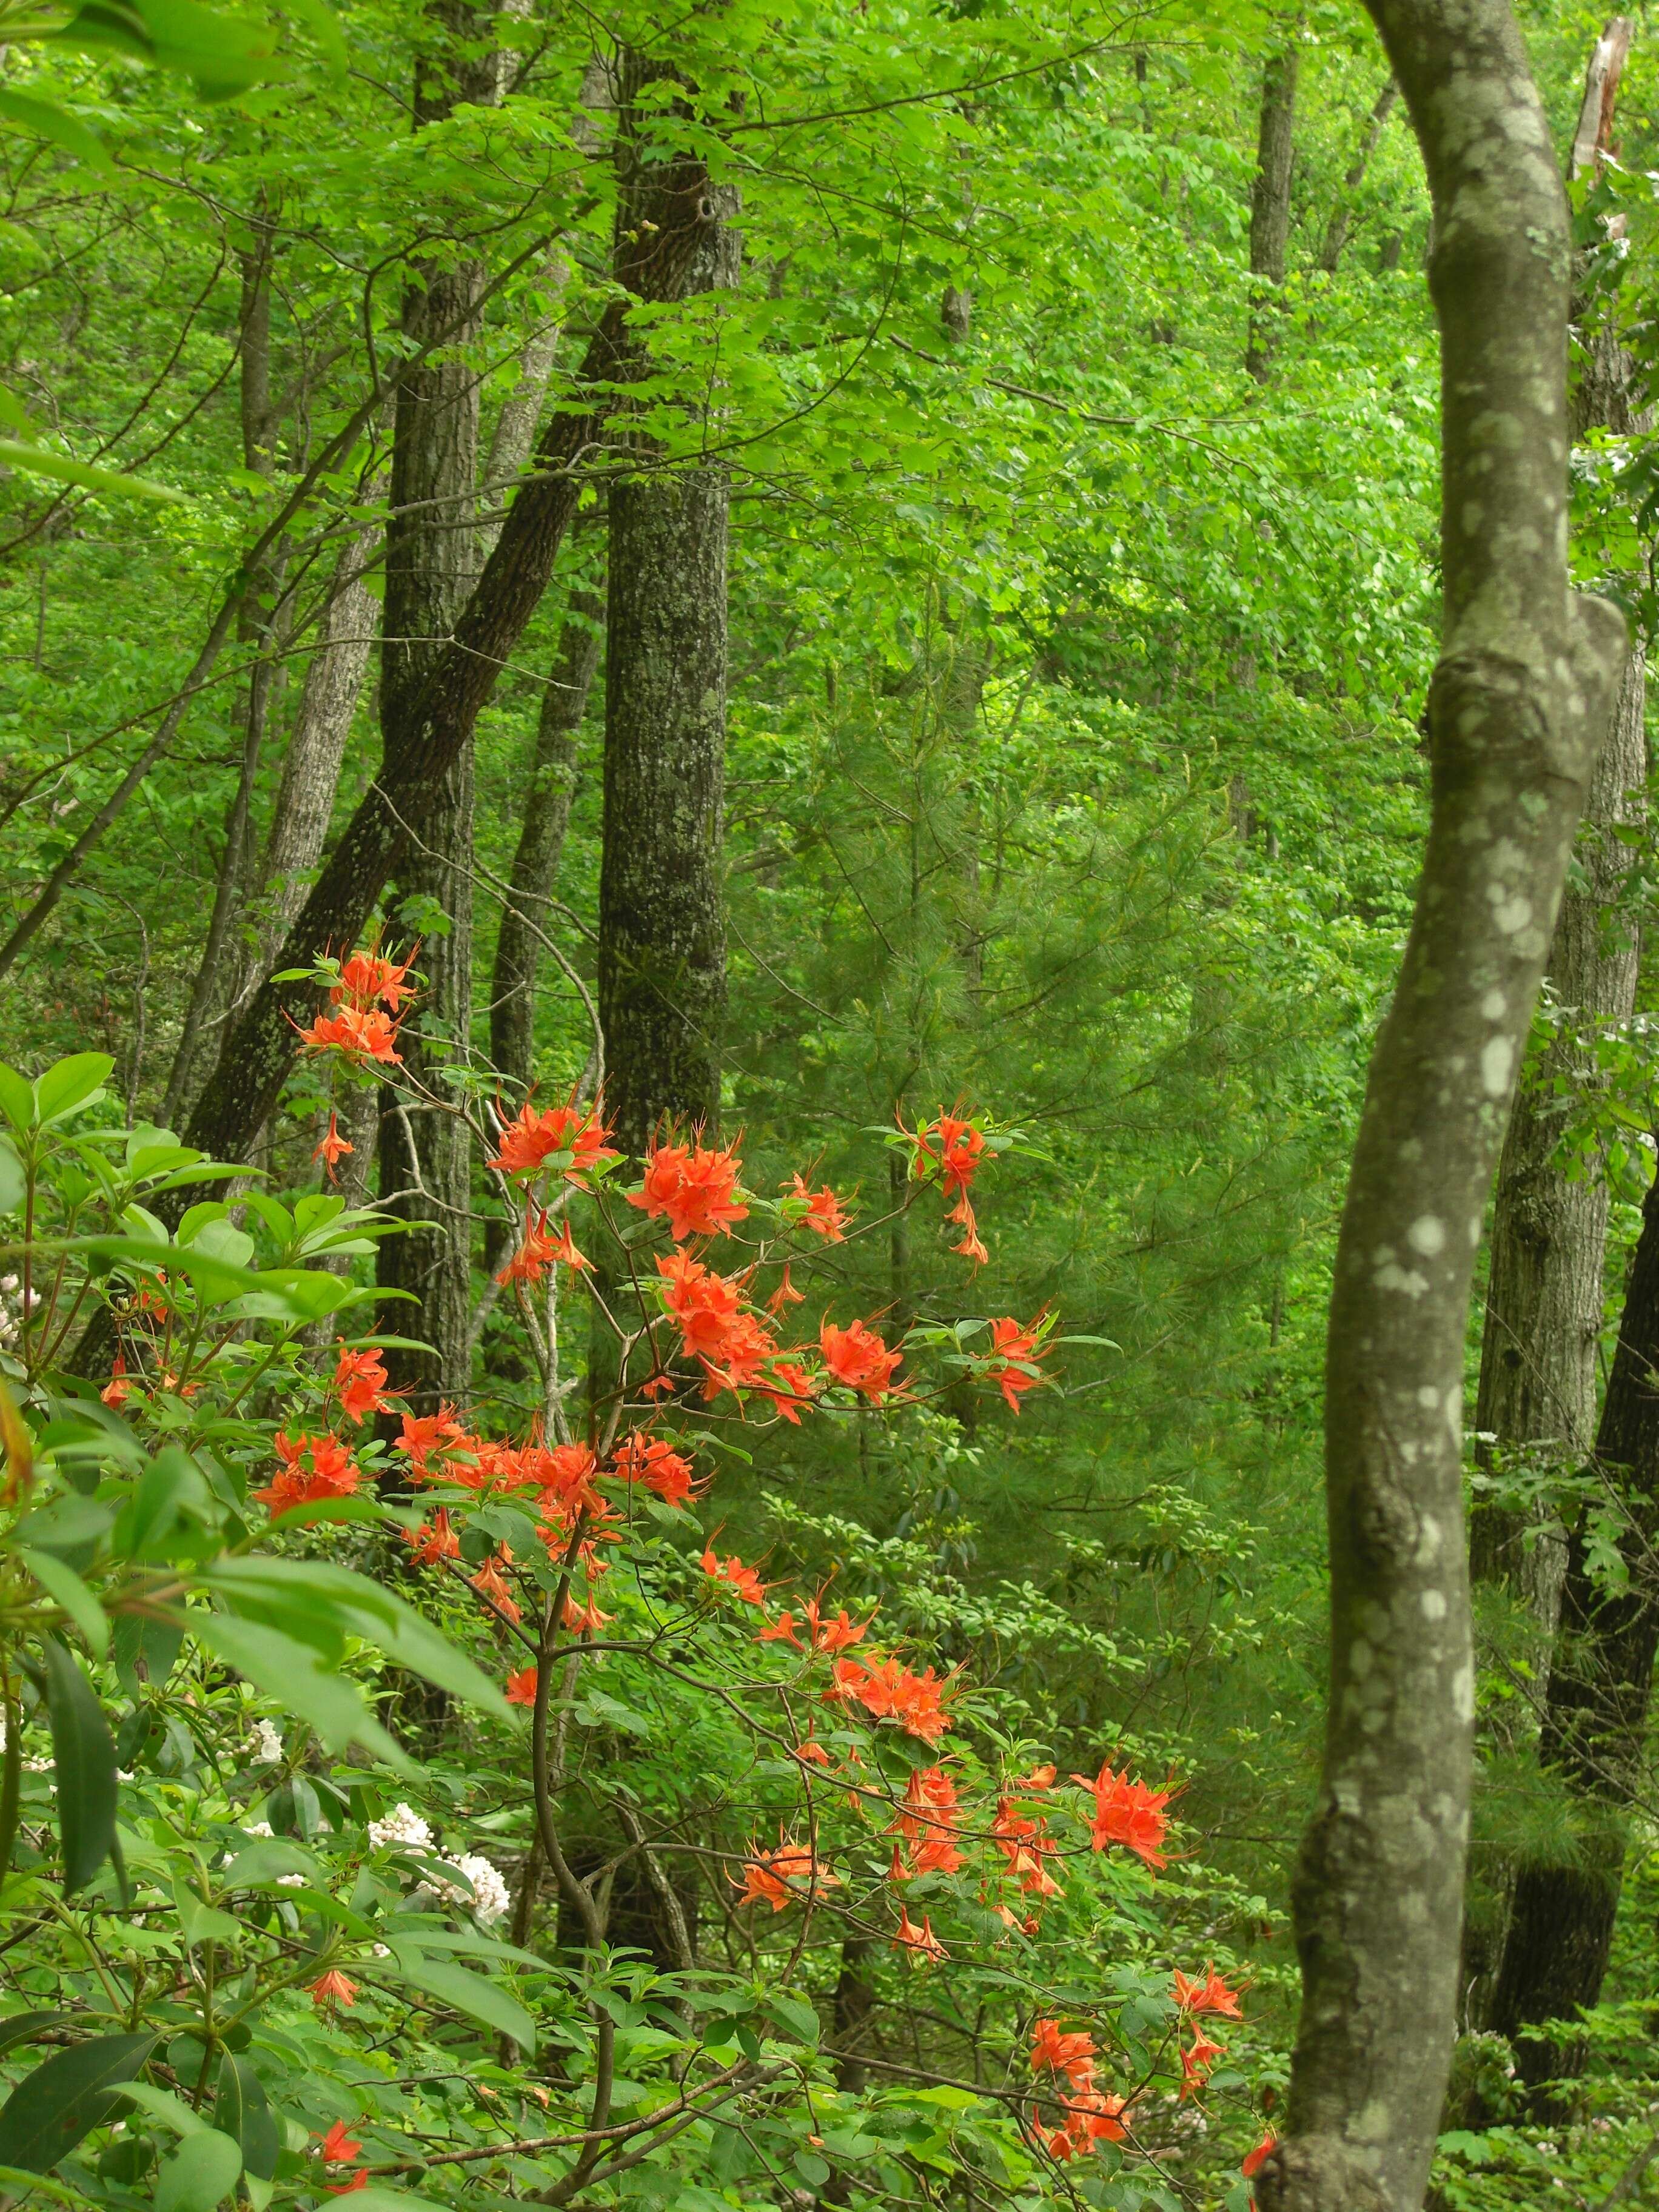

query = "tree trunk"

[1245,45,1299,381]
[177,94,723,1187]
[1486,1161,1659,2102]
[1256,3,1627,2207]
[597,60,737,1164]
[1319,79,1398,273]
[1470,654,1645,1604]
[374,12,495,1412]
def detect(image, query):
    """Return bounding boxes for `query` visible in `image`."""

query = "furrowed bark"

[375,8,495,1409]
[179,105,722,1181]
[597,56,737,1162]
[1257,4,1627,2207]
[1487,1160,1659,2103]
[1245,44,1299,381]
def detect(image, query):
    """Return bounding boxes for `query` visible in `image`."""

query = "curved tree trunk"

[1258,4,1627,2207]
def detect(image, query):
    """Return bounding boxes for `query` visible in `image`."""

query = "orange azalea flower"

[1179,2025,1224,2100]
[700,1546,768,1605]
[765,1261,805,1314]
[101,1353,132,1409]
[471,1548,521,1625]
[786,1173,851,1241]
[912,1111,985,1198]
[893,1766,964,1874]
[831,1655,953,1743]
[611,1432,699,1509]
[628,1138,749,1241]
[504,1666,538,1707]
[987,1312,1049,1413]
[657,1250,746,1367]
[326,2176,368,2197]
[1051,2090,1129,2157]
[332,948,415,1013]
[737,1837,836,1911]
[757,1610,803,1648]
[496,1207,589,1287]
[803,1596,872,1653]
[1019,1763,1057,1791]
[298,1007,403,1065]
[948,1193,988,1267]
[1072,1759,1175,1869]
[1030,2019,1098,2093]
[753,1358,821,1424]
[489,1095,619,1182]
[395,1404,469,1480]
[532,1441,602,1519]
[891,1905,948,1965]
[793,1736,833,1768]
[819,1316,903,1402]
[1242,2131,1277,2183]
[319,2122,362,2165]
[255,1430,363,1515]
[406,1509,460,1565]
[1173,1964,1244,2020]
[312,1111,355,1181]
[334,1344,392,1426]
[310,1969,358,2009]
[561,1590,612,1636]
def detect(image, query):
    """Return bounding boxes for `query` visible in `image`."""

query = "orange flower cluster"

[298,947,414,1065]
[312,1110,354,1179]
[993,1786,1065,1901]
[892,1904,948,1965]
[889,1766,964,1877]
[1072,1758,1175,1868]
[828,1655,954,1744]
[334,1344,393,1426]
[756,1594,871,1654]
[736,1836,839,1912]
[701,1546,768,1604]
[406,1508,460,1564]
[985,1312,1049,1414]
[785,1172,851,1241]
[612,1432,699,1509]
[910,1108,991,1265]
[255,1430,362,1515]
[489,1096,618,1183]
[495,1207,589,1288]
[318,2120,366,2198]
[629,1136,749,1241]
[1028,2019,1130,2161]
[819,1316,903,1401]
[1171,1963,1245,2100]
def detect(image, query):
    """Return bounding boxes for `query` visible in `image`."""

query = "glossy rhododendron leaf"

[42,1635,117,1894]
[0,2031,159,2172]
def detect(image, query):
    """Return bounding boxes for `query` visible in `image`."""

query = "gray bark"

[1246,45,1299,380]
[1256,4,1627,2207]
[597,57,739,1164]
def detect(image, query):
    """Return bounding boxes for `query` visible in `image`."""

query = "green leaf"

[154,2126,242,2212]
[0,1139,22,1215]
[0,1064,32,1134]
[203,1559,511,1721]
[0,2012,72,2057]
[171,1876,241,1948]
[33,1054,114,1127]
[116,2081,207,2137]
[190,1613,408,1770]
[10,1493,115,1555]
[213,2056,278,2182]
[18,1550,108,1656]
[218,1837,317,1888]
[42,1637,116,1894]
[0,87,113,170]
[0,2031,158,2171]
[386,1952,535,2052]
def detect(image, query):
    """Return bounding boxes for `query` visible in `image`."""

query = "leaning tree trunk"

[1245,44,1299,381]
[1486,1158,1659,2106]
[1319,79,1398,273]
[1256,4,1627,2208]
[597,60,737,1164]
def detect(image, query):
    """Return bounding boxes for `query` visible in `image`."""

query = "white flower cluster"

[0,1274,38,1349]
[250,1719,284,1766]
[421,1852,510,1926]
[367,1802,432,1851]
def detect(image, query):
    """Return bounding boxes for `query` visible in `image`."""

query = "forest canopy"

[0,0,1655,2208]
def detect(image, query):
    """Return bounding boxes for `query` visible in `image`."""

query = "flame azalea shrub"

[0,1035,1273,2212]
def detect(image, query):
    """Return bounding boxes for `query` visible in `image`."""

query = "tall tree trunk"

[1463,10,1647,2048]
[374,10,497,1412]
[481,578,603,1279]
[1245,44,1299,381]
[597,59,737,1165]
[1486,1161,1659,2104]
[175,91,723,1193]
[1319,79,1398,273]
[1257,3,1627,2207]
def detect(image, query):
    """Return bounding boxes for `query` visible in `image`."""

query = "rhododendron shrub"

[0,1039,1275,2212]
